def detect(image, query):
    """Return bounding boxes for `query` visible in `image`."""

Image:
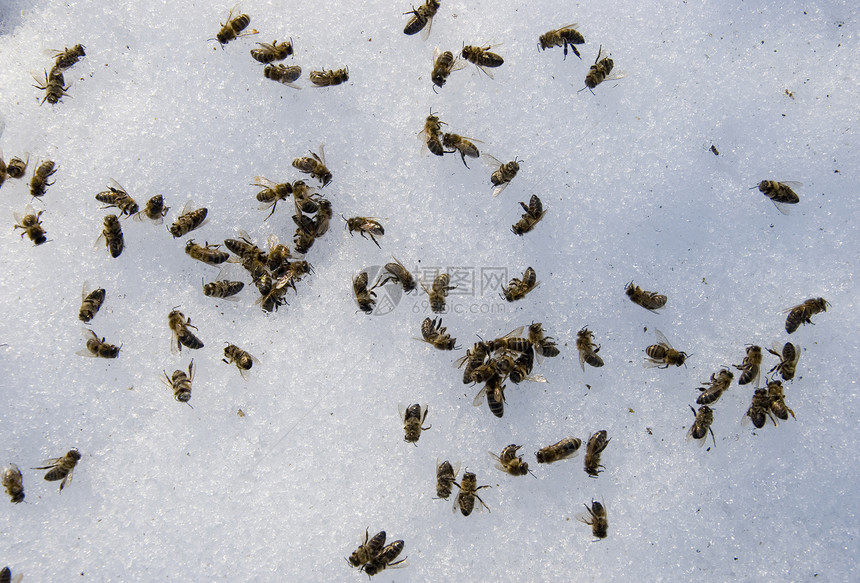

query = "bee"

[51,44,86,69]
[251,177,292,219]
[29,159,56,197]
[78,329,121,358]
[431,47,465,91]
[419,317,458,350]
[743,388,774,429]
[168,309,204,353]
[768,342,800,381]
[203,279,244,299]
[584,46,615,90]
[134,195,169,224]
[473,374,506,418]
[535,437,582,464]
[309,67,349,87]
[353,271,379,314]
[625,281,667,311]
[289,179,319,214]
[784,297,829,334]
[363,540,407,576]
[767,380,796,421]
[488,326,531,354]
[538,24,585,59]
[755,180,801,214]
[687,405,716,447]
[733,345,762,387]
[527,322,559,358]
[343,215,384,248]
[420,110,446,156]
[0,566,22,583]
[491,444,533,477]
[461,44,504,78]
[250,39,293,63]
[423,273,456,313]
[164,360,194,404]
[455,341,490,384]
[576,500,608,539]
[403,0,440,39]
[376,257,416,293]
[313,198,333,238]
[400,403,430,444]
[95,180,139,217]
[576,327,605,370]
[214,9,255,46]
[78,284,106,323]
[223,344,257,378]
[696,368,734,405]
[255,275,290,313]
[501,266,539,302]
[435,459,459,499]
[34,449,81,491]
[644,329,688,368]
[512,194,547,235]
[13,205,47,245]
[99,214,124,258]
[263,63,302,88]
[6,155,28,179]
[484,155,520,197]
[584,430,610,478]
[169,202,208,238]
[508,346,536,384]
[442,133,480,167]
[292,146,332,186]
[453,470,490,516]
[293,229,315,255]
[185,240,230,265]
[710,144,720,156]
[33,66,69,105]
[2,463,25,503]
[224,235,267,264]
[348,529,386,568]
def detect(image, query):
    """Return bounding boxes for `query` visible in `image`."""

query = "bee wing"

[498,326,525,341]
[76,328,99,357]
[33,457,61,470]
[398,402,407,422]
[453,352,471,368]
[107,178,128,194]
[316,143,327,166]
[474,63,495,79]
[556,22,580,32]
[472,385,488,407]
[685,426,707,447]
[432,46,442,64]
[574,511,594,525]
[643,357,666,368]
[59,466,76,491]
[524,374,548,383]
[252,176,279,189]
[482,153,503,168]
[488,451,507,473]
[771,200,792,215]
[170,328,180,355]
[81,280,91,300]
[579,348,587,371]
[653,329,673,349]
[492,182,510,198]
[420,15,434,41]
[779,181,804,189]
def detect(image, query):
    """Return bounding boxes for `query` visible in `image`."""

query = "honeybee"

[168,309,204,353]
[223,344,257,379]
[363,540,407,576]
[527,322,559,358]
[767,380,796,421]
[484,155,520,197]
[164,360,194,404]
[250,39,292,63]
[576,327,604,370]
[2,463,25,503]
[344,216,384,248]
[535,437,582,464]
[431,47,465,91]
[98,214,124,258]
[743,388,774,429]
[644,329,688,368]
[215,9,255,46]
[29,159,56,197]
[584,46,615,90]
[461,44,504,78]
[400,403,430,444]
[625,281,667,311]
[576,499,608,539]
[0,566,22,583]
[309,67,349,87]
[376,257,416,293]
[353,271,379,314]
[420,110,446,156]
[491,444,533,477]
[509,346,537,384]
[13,205,47,245]
[512,195,547,235]
[263,63,302,88]
[455,341,491,384]
[255,275,290,312]
[755,180,801,214]
[95,180,139,217]
[33,66,69,105]
[453,470,490,516]
[203,279,244,299]
[435,459,459,499]
[473,374,506,417]
[584,430,610,478]
[768,342,800,381]
[134,195,169,224]
[423,273,456,313]
[79,329,121,358]
[784,297,829,334]
[292,146,332,186]
[488,326,531,353]
[710,144,720,156]
[51,44,86,69]
[185,240,230,265]
[252,176,292,219]
[348,529,386,568]
[696,368,733,405]
[224,235,266,264]
[78,284,106,323]
[34,449,81,491]
[687,405,716,447]
[6,155,28,179]
[539,24,585,59]
[442,133,480,167]
[169,202,208,238]
[419,317,458,350]
[403,0,440,39]
[313,199,333,238]
[501,266,539,302]
[733,345,762,386]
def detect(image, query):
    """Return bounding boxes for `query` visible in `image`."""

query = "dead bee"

[343,216,384,248]
[33,66,69,105]
[169,203,208,238]
[224,235,267,264]
[255,276,290,313]
[491,444,533,477]
[403,0,440,39]
[584,46,615,90]
[768,342,800,381]
[435,459,459,499]
[576,499,608,539]
[99,214,124,258]
[164,360,194,404]
[400,403,430,445]
[442,133,480,167]
[509,346,536,384]
[744,388,774,429]
[461,44,504,78]
[214,9,255,46]
[423,273,456,313]
[0,566,22,583]
[290,180,319,214]
[512,195,547,235]
[376,257,416,293]
[78,284,106,323]
[420,110,447,156]
[313,198,332,238]
[584,430,610,478]
[455,341,491,384]
[710,144,720,156]
[488,326,531,353]
[767,380,796,421]
[625,281,667,311]
[473,374,506,417]
[250,39,293,63]
[168,309,204,353]
[252,177,292,219]
[223,344,257,379]
[95,180,139,217]
[576,327,604,370]
[484,154,520,197]
[363,540,407,576]
[431,47,465,91]
[203,279,244,299]
[30,159,56,197]
[185,240,230,265]
[733,345,763,387]
[501,266,539,302]
[539,23,585,59]
[353,271,379,314]
[51,44,86,69]
[309,67,349,87]
[644,329,688,368]
[696,368,734,405]
[79,329,121,359]
[13,205,47,245]
[263,63,302,88]
[528,322,560,358]
[755,180,801,214]
[535,437,582,464]
[453,470,490,516]
[348,529,386,568]
[784,297,829,334]
[134,195,169,224]
[292,146,332,186]
[6,155,28,179]
[419,317,458,350]
[33,449,81,491]
[687,405,716,447]
[2,463,25,503]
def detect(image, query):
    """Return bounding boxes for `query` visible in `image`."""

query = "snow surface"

[0,0,858,581]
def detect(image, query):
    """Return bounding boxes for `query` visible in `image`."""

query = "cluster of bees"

[3,449,82,504]
[32,44,85,105]
[347,530,406,576]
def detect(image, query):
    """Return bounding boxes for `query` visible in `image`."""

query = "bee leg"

[264,201,278,221]
[460,153,470,169]
[369,233,381,249]
[708,427,716,448]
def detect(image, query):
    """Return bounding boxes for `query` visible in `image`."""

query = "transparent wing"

[491,182,509,198]
[653,329,673,349]
[420,16,434,41]
[472,385,488,407]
